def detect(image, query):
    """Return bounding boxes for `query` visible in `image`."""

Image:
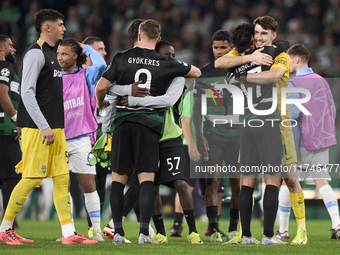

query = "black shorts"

[239,120,283,175]
[111,122,159,174]
[155,146,186,188]
[204,132,240,179]
[0,136,22,179]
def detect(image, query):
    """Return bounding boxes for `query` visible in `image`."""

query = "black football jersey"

[103,47,191,133]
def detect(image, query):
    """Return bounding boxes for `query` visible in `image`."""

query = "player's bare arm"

[182,115,201,162]
[246,67,285,85]
[0,83,17,120]
[192,96,209,157]
[215,48,273,69]
[184,65,201,78]
[96,77,111,108]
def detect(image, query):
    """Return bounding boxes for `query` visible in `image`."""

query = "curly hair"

[231,23,254,54]
[155,40,173,53]
[59,38,86,69]
[34,9,64,34]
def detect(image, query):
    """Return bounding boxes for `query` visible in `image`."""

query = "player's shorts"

[111,122,159,174]
[21,128,69,178]
[297,147,331,184]
[155,146,186,188]
[67,136,95,175]
[281,129,297,165]
[0,136,22,179]
[183,145,198,187]
[204,132,240,179]
[239,121,283,176]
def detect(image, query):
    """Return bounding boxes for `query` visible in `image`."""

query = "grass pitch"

[0,219,338,254]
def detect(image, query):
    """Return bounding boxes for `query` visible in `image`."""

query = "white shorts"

[67,136,96,175]
[297,147,331,184]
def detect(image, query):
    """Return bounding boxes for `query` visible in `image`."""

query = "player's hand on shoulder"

[131,80,149,97]
[250,47,273,66]
[41,127,55,146]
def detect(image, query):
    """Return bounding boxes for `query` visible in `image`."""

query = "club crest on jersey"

[53,70,62,77]
[41,165,47,174]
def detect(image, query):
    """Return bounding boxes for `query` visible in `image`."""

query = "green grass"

[1,219,339,254]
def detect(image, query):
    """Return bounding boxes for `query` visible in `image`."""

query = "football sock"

[69,193,75,228]
[133,202,141,222]
[319,184,340,229]
[184,209,197,234]
[53,174,74,236]
[152,214,166,235]
[263,185,279,238]
[123,181,140,218]
[279,185,291,233]
[2,177,41,228]
[110,181,125,236]
[61,223,75,238]
[174,212,184,226]
[206,206,218,231]
[1,178,20,215]
[290,190,306,230]
[1,178,20,229]
[95,167,107,213]
[139,181,154,235]
[239,185,254,237]
[84,191,101,231]
[228,208,239,232]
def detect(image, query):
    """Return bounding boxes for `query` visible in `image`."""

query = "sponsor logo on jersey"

[276,57,287,65]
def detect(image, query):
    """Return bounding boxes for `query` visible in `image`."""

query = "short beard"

[5,53,15,66]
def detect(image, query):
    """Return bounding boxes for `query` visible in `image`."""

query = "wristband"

[11,113,17,122]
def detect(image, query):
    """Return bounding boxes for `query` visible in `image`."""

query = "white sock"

[84,191,101,231]
[108,219,114,228]
[258,183,266,215]
[69,193,76,230]
[279,185,291,233]
[61,223,75,238]
[319,184,340,229]
[0,219,13,232]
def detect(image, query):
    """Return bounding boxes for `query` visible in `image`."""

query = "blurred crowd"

[1,0,340,124]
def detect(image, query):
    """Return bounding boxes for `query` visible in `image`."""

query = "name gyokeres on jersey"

[128,57,160,66]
